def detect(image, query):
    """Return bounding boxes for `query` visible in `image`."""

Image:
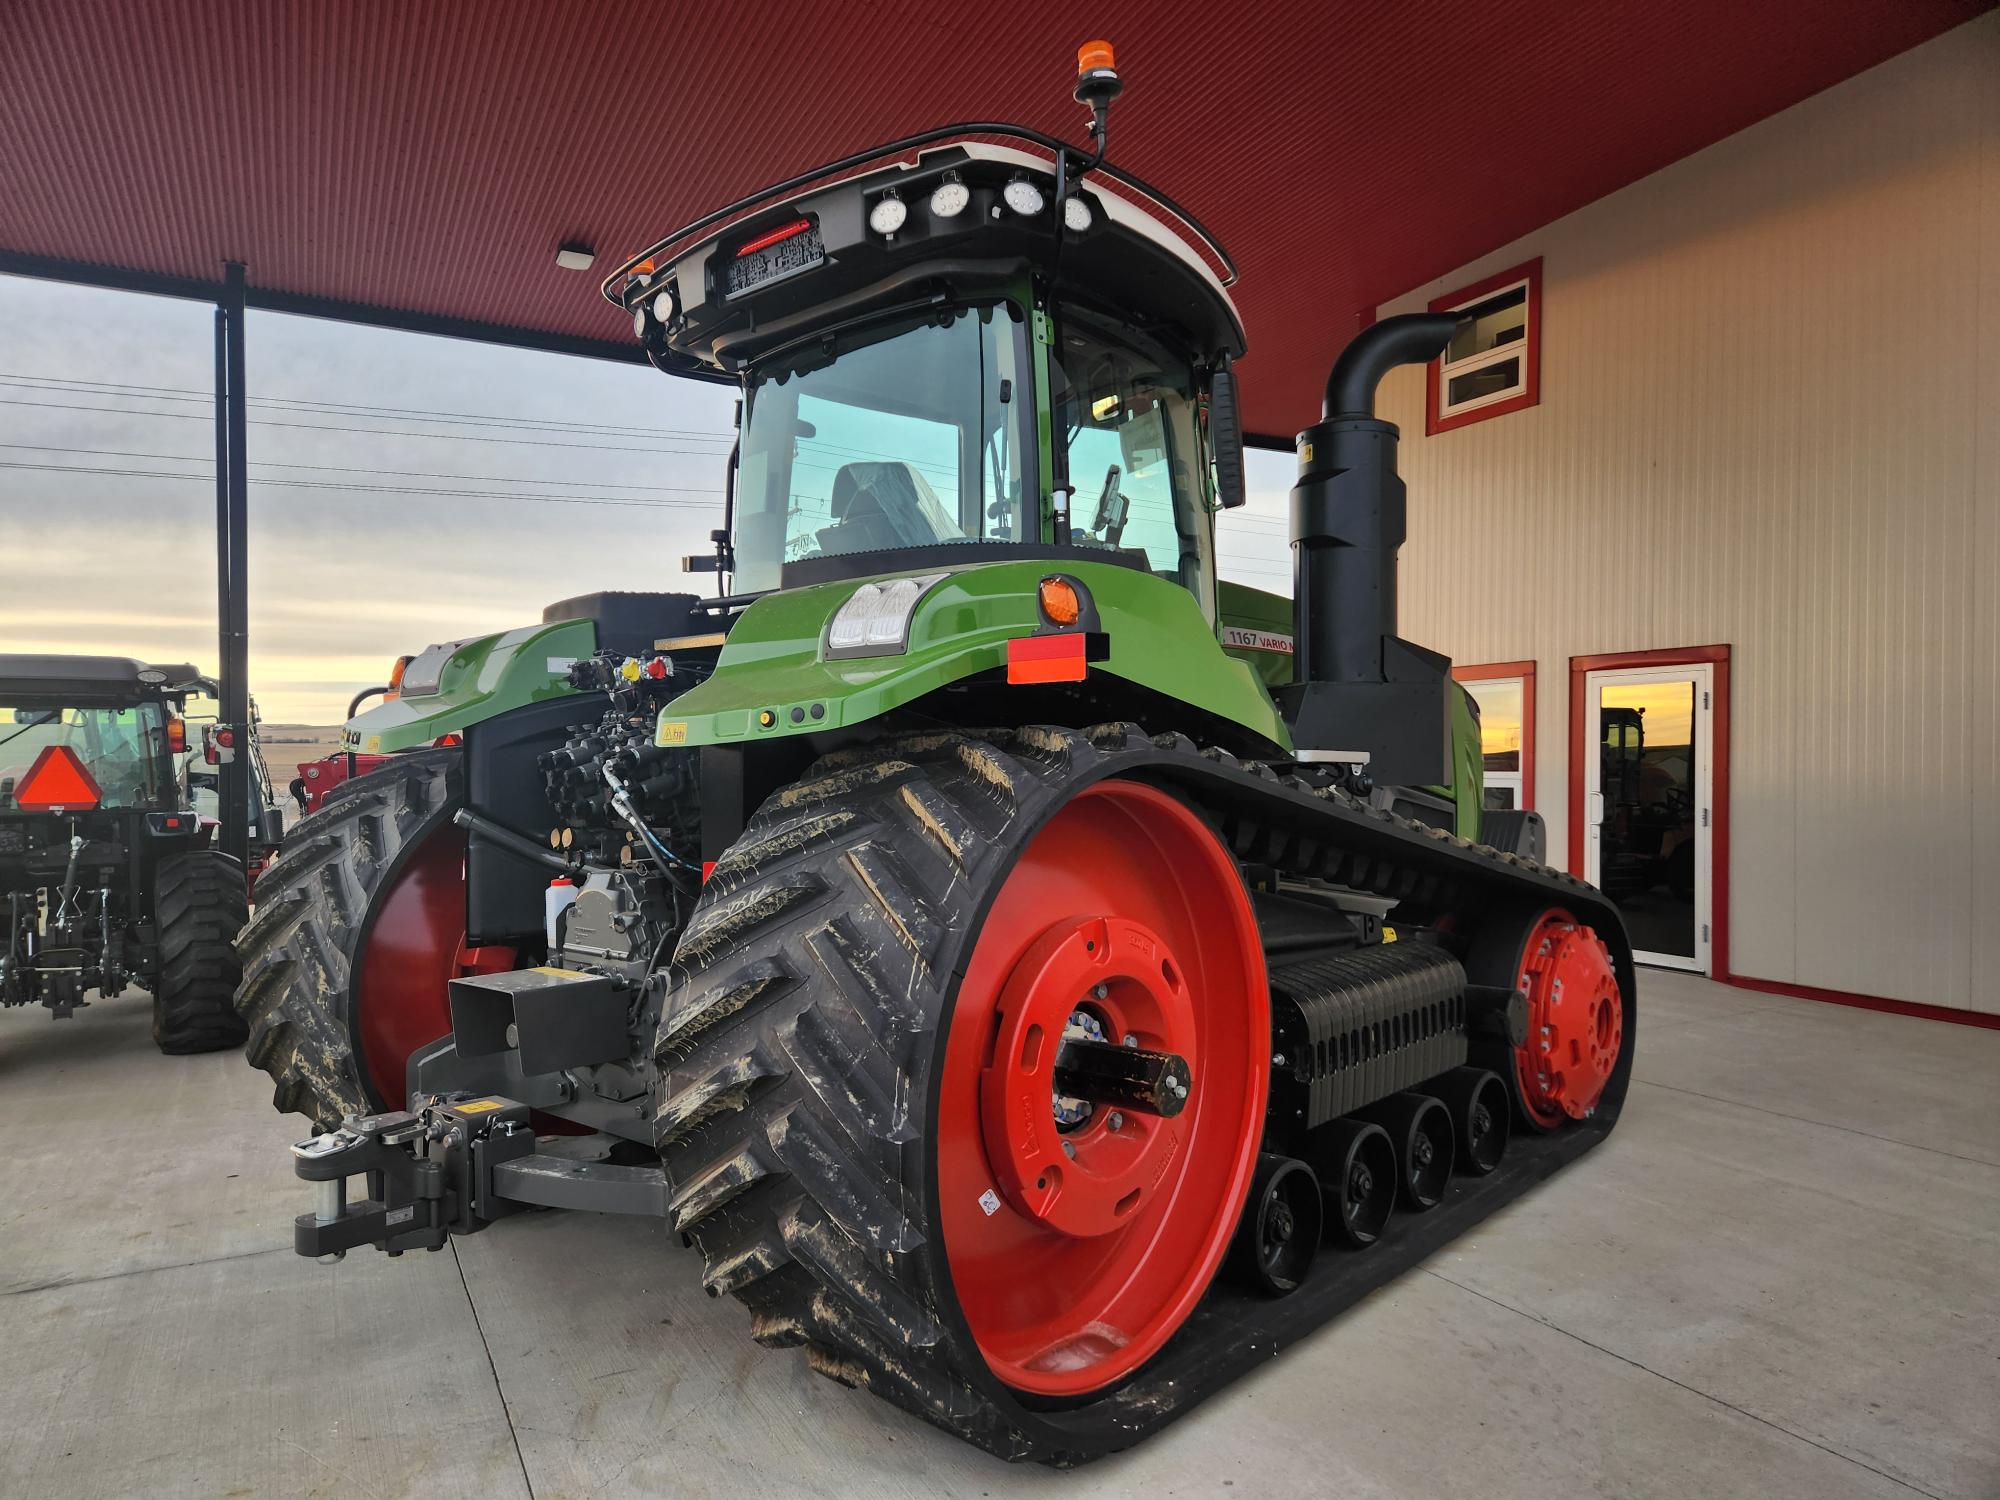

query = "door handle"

[1587,791,1605,827]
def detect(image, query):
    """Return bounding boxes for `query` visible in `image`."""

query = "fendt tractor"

[1,655,249,1053]
[239,46,1634,1464]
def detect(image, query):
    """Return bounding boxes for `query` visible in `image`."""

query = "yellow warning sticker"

[456,1099,506,1114]
[531,965,586,978]
[657,720,689,746]
[1299,441,1315,465]
[364,735,382,753]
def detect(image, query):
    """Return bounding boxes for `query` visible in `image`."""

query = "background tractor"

[240,46,1634,1465]
[0,655,253,1052]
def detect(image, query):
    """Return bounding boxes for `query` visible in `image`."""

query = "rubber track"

[653,723,1628,1464]
[151,850,250,1054]
[233,748,462,1128]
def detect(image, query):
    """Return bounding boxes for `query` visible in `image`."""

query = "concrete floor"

[0,973,1994,1500]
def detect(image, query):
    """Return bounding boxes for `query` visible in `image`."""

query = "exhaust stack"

[1278,313,1459,784]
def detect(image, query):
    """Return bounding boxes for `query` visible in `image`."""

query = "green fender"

[656,559,1292,753]
[339,619,594,754]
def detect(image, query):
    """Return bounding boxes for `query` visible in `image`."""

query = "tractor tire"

[151,849,250,1054]
[654,726,1272,1464]
[234,748,464,1128]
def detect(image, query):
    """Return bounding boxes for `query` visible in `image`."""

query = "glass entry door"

[1582,665,1713,972]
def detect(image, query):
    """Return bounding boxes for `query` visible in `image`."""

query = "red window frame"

[1427,257,1542,436]
[1453,660,1536,811]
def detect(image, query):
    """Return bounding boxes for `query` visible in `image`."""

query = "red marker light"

[735,218,813,258]
[12,745,103,811]
[166,716,187,754]
[215,728,236,749]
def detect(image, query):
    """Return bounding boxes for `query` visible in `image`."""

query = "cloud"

[0,274,738,721]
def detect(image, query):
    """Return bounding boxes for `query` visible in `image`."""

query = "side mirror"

[1209,360,1247,509]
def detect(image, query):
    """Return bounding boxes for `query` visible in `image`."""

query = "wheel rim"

[937,779,1268,1397]
[354,828,512,1108]
[1513,909,1624,1129]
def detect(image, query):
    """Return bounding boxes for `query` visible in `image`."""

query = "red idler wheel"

[1512,909,1624,1131]
[354,828,513,1107]
[937,779,1268,1398]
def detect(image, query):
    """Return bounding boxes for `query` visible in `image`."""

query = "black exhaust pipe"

[1279,312,1459,784]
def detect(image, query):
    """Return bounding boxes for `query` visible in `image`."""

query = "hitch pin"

[292,1128,360,1263]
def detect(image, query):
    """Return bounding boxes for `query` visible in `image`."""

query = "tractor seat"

[817,462,956,558]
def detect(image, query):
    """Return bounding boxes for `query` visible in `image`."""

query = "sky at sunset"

[0,274,1295,724]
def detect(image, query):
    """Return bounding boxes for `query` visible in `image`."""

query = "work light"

[825,574,950,657]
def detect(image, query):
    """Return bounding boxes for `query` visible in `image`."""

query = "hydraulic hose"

[451,807,571,874]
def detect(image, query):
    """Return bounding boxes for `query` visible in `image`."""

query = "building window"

[1454,661,1537,810]
[1427,258,1541,435]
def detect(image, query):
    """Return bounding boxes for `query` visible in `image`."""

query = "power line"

[0,441,723,495]
[0,373,735,444]
[0,396,734,456]
[0,460,721,512]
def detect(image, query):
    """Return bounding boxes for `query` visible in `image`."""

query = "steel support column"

[214,262,252,865]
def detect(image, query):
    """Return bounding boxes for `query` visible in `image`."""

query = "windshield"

[0,701,171,811]
[1053,308,1214,610]
[733,302,1032,592]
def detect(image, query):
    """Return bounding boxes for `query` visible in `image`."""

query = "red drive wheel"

[354,829,513,1107]
[937,780,1269,1397]
[1512,909,1624,1131]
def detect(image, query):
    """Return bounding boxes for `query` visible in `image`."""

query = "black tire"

[655,724,1245,1464]
[234,748,462,1127]
[152,849,250,1054]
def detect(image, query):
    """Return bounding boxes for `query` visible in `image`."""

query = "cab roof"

[0,656,205,704]
[611,136,1245,382]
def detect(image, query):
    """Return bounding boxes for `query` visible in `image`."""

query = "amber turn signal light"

[1039,577,1082,627]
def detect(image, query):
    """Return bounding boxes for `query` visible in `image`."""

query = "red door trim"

[1569,646,1731,978]
[1453,660,1536,811]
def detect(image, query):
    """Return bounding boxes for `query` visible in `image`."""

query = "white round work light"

[632,305,648,338]
[868,192,908,236]
[1003,176,1045,216]
[1063,195,1093,232]
[929,175,969,218]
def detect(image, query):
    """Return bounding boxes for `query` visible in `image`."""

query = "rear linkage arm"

[290,1095,673,1261]
[289,1097,536,1260]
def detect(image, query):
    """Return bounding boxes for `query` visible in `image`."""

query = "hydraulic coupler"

[290,1096,535,1260]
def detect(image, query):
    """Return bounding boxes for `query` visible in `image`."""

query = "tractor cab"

[608,72,1249,622]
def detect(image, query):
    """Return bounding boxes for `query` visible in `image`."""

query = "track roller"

[1227,1154,1322,1294]
[1358,1092,1454,1211]
[1433,1066,1510,1176]
[1305,1116,1397,1249]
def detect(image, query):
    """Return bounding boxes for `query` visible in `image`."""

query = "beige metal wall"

[1374,13,2000,1013]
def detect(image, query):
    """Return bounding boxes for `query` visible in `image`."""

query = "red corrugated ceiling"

[0,0,1985,435]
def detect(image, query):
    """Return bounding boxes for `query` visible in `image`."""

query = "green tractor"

[240,46,1633,1465]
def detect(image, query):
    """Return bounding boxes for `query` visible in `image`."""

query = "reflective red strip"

[734,217,812,257]
[1007,633,1087,685]
[701,859,717,884]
